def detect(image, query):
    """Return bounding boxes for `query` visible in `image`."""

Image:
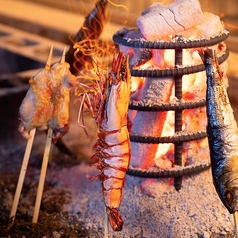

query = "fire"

[129,42,228,171]
[119,3,229,174]
[127,46,206,169]
[72,0,229,188]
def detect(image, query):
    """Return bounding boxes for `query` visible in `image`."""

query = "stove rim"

[113,28,229,49]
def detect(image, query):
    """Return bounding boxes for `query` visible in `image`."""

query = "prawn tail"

[106,207,123,231]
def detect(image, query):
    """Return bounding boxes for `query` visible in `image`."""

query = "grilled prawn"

[77,52,131,231]
[200,49,238,213]
[94,52,131,231]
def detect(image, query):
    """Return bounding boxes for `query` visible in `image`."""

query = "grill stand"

[113,30,229,190]
[174,48,183,190]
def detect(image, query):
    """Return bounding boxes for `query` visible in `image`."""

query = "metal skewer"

[8,128,36,229]
[32,128,53,223]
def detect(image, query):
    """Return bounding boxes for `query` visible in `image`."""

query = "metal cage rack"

[113,29,229,190]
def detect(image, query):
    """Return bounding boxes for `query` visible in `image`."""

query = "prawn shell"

[103,189,122,209]
[98,126,129,145]
[103,167,126,179]
[103,177,124,190]
[90,52,131,231]
[103,155,129,170]
[65,0,107,75]
[101,141,130,157]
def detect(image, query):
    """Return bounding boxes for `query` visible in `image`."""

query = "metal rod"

[174,47,183,191]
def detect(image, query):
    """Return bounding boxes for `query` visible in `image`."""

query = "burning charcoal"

[179,11,226,39]
[130,78,174,169]
[119,29,152,67]
[126,48,151,68]
[141,2,163,15]
[136,0,203,41]
[196,12,225,38]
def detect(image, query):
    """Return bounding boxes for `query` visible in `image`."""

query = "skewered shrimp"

[76,51,131,231]
[200,49,238,214]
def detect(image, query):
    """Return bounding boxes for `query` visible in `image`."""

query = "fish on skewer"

[76,51,131,231]
[9,47,79,228]
[19,47,78,142]
[200,49,238,217]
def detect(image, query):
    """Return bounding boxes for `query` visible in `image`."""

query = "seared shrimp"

[76,51,131,231]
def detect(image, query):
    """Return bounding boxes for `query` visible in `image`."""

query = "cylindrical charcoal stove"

[113,29,229,190]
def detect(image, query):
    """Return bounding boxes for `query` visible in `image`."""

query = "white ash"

[119,15,228,45]
[136,0,203,41]
[1,134,235,237]
[143,77,174,102]
[118,28,152,68]
[45,163,235,237]
[129,77,174,169]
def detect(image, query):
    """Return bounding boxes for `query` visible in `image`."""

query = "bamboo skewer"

[32,128,53,223]
[104,206,109,238]
[32,46,64,223]
[8,46,55,228]
[31,46,53,223]
[8,128,36,229]
[234,212,238,238]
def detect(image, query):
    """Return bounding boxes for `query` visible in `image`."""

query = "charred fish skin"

[201,49,238,214]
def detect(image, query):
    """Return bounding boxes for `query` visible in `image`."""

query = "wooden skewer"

[45,45,53,70]
[104,206,109,238]
[32,45,54,223]
[234,212,238,238]
[60,46,66,64]
[32,128,53,223]
[8,128,36,229]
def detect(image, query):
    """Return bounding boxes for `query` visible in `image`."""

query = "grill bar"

[113,29,229,190]
[174,48,183,190]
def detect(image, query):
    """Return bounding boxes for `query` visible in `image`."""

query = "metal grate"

[113,29,229,190]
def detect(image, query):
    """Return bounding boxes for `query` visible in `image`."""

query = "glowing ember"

[118,0,229,178]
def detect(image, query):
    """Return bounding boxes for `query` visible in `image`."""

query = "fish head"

[219,184,238,214]
[215,155,238,213]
